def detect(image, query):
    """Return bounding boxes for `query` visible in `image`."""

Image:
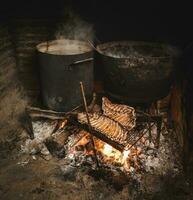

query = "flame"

[71,130,145,172]
[103,144,113,156]
[59,120,68,129]
[98,143,126,163]
[122,150,130,163]
[77,135,90,146]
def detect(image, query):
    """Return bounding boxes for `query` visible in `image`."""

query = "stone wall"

[0,23,27,140]
[9,18,58,102]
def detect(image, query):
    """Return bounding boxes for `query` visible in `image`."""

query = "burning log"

[26,93,97,120]
[44,131,69,158]
[26,106,72,120]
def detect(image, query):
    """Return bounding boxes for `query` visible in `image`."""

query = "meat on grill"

[102,97,136,130]
[77,112,128,144]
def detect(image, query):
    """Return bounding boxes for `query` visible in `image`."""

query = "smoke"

[55,10,94,42]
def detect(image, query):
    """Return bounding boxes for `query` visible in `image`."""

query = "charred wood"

[26,106,80,120]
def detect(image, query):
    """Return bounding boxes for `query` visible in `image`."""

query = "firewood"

[26,106,79,120]
[80,81,99,167]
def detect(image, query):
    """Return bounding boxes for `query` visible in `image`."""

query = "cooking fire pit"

[17,38,183,199]
[24,94,164,174]
[20,88,182,198]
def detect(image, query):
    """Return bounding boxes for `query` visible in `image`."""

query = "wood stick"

[26,93,96,120]
[80,82,99,167]
[88,92,97,112]
[26,105,80,120]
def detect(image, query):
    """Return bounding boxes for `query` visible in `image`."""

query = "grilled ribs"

[102,97,136,130]
[77,112,128,144]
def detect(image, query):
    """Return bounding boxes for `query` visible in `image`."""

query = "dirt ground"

[1,128,193,200]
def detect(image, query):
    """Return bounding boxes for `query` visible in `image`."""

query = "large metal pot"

[96,41,180,104]
[37,39,93,111]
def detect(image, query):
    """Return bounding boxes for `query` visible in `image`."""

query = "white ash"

[129,126,182,187]
[101,49,159,67]
[21,139,44,155]
[32,120,57,142]
[40,144,51,156]
[17,159,30,167]
[21,120,57,156]
[20,138,52,159]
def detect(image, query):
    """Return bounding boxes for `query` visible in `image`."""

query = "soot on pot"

[97,41,176,66]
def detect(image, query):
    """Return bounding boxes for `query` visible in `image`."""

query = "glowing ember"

[25,95,182,182]
[103,144,113,156]
[101,143,125,163]
[122,150,130,164]
[66,129,149,173]
[59,120,68,129]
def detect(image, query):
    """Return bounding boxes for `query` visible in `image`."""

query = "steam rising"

[55,10,94,42]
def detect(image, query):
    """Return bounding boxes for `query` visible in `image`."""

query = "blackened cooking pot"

[96,41,180,104]
[37,39,93,111]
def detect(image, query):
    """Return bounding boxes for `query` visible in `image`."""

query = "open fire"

[22,93,181,184]
[62,123,153,174]
[38,95,162,175]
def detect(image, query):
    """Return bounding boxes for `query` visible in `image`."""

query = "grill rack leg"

[155,117,162,148]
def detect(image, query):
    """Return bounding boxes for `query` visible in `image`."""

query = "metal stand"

[136,110,162,149]
[80,82,99,167]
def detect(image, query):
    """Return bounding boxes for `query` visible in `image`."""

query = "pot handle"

[69,58,93,66]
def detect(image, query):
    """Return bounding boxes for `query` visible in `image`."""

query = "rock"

[21,139,43,155]
[52,131,69,147]
[75,145,85,151]
[60,165,77,181]
[44,138,66,158]
[145,140,150,146]
[147,149,154,154]
[40,144,52,160]
[20,129,30,140]
[44,131,69,158]
[149,142,155,148]
[130,166,135,172]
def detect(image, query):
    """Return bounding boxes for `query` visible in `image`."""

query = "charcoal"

[60,165,78,181]
[44,138,66,158]
[75,145,85,152]
[85,141,94,152]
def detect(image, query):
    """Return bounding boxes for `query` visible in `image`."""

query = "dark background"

[0,0,193,47]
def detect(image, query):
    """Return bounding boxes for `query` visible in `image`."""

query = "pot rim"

[96,40,180,60]
[36,39,93,56]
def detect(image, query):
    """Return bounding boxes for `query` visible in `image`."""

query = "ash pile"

[20,95,182,189]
